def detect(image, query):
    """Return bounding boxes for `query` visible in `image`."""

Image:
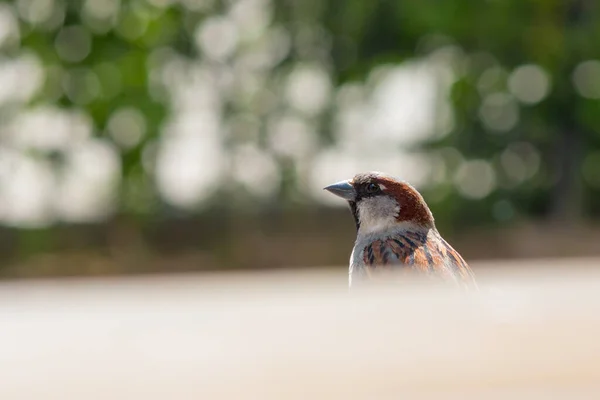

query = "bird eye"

[365,183,379,194]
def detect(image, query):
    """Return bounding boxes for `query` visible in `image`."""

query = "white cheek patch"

[356,196,400,233]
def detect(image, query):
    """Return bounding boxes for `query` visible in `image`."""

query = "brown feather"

[373,177,434,227]
[360,230,477,289]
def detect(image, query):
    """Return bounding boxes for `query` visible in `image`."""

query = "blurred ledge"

[2,214,600,278]
[1,263,600,399]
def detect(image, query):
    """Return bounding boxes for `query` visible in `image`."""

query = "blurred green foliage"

[4,0,600,269]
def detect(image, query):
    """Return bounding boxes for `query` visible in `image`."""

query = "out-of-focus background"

[1,0,600,278]
[5,2,600,397]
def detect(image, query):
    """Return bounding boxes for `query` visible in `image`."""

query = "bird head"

[324,172,434,233]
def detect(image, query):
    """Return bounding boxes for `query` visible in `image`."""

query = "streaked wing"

[361,230,477,288]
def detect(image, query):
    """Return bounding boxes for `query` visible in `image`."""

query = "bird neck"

[356,221,433,242]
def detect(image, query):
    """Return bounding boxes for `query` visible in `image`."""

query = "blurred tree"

[11,0,600,223]
[4,0,600,270]
[316,0,600,228]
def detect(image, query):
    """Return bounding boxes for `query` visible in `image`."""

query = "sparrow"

[324,171,477,290]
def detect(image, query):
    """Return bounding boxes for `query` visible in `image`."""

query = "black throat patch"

[349,201,360,231]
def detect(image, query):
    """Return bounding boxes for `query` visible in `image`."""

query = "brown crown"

[372,175,435,227]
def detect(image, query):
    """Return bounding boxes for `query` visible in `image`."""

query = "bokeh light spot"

[267,113,316,160]
[0,5,20,48]
[285,64,331,116]
[0,150,55,227]
[479,92,519,132]
[500,142,541,185]
[16,0,54,25]
[232,144,280,199]
[155,114,224,209]
[454,159,497,199]
[195,17,239,62]
[0,52,44,106]
[107,107,147,150]
[508,64,550,105]
[55,25,92,63]
[477,66,507,96]
[61,68,101,105]
[573,60,600,99]
[83,0,120,20]
[55,139,121,222]
[7,106,92,151]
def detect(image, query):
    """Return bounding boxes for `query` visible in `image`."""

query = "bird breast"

[350,227,477,289]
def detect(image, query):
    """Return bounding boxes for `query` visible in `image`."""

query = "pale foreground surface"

[1,257,600,399]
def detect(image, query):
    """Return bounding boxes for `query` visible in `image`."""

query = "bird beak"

[323,179,356,201]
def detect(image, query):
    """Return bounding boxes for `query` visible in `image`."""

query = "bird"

[324,171,478,290]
